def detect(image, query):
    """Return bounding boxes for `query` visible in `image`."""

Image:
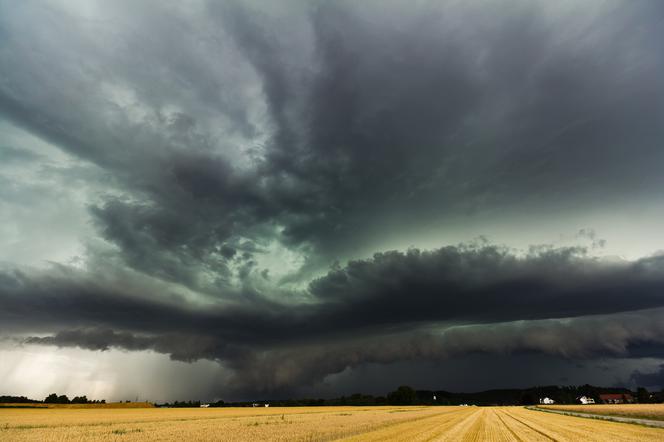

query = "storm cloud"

[2,0,664,399]
[7,245,664,393]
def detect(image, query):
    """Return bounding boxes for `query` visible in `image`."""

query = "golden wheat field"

[2,405,664,441]
[541,403,664,421]
[0,402,154,409]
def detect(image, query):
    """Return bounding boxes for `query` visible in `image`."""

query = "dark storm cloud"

[2,0,664,397]
[3,0,664,282]
[631,365,664,390]
[7,245,664,392]
[20,308,664,393]
[219,0,664,251]
[5,246,664,340]
[309,246,664,325]
[24,329,251,363]
[0,144,40,163]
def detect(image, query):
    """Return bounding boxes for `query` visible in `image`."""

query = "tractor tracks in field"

[493,409,525,442]
[326,407,472,442]
[498,409,558,441]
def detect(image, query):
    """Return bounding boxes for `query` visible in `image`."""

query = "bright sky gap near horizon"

[2,0,664,402]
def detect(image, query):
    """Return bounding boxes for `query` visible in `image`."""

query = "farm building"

[539,397,555,404]
[578,396,595,404]
[599,393,633,404]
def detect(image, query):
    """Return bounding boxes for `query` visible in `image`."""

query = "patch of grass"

[12,424,48,430]
[0,405,44,409]
[111,428,143,435]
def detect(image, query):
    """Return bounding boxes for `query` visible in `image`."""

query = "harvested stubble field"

[2,405,663,441]
[0,402,154,409]
[540,403,664,421]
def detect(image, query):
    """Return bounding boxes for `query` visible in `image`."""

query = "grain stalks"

[2,405,664,441]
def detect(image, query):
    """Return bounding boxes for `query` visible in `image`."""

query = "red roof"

[599,393,632,400]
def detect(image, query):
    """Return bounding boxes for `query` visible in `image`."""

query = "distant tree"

[637,387,650,403]
[71,396,88,404]
[0,395,39,404]
[44,393,59,404]
[387,386,417,405]
[519,392,537,406]
[44,394,70,404]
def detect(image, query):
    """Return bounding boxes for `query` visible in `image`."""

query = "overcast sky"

[2,0,664,402]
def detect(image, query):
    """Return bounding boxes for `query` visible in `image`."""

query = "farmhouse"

[599,393,633,404]
[578,396,595,404]
[539,397,555,405]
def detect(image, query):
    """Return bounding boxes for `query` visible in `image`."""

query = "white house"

[578,396,595,404]
[539,397,555,405]
[200,404,210,408]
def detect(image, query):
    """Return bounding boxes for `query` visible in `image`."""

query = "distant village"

[540,392,640,406]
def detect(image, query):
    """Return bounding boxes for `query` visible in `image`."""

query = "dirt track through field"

[538,403,664,425]
[532,406,664,428]
[2,405,664,441]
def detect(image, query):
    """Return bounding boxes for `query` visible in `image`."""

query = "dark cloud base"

[6,244,664,394]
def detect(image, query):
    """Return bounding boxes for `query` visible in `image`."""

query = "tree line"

[168,385,664,407]
[0,394,105,404]
[43,393,106,404]
[4,384,663,407]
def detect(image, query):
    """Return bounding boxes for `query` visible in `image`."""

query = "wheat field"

[2,405,663,441]
[0,402,155,409]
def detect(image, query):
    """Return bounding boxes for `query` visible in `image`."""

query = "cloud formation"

[6,245,664,393]
[2,0,664,397]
